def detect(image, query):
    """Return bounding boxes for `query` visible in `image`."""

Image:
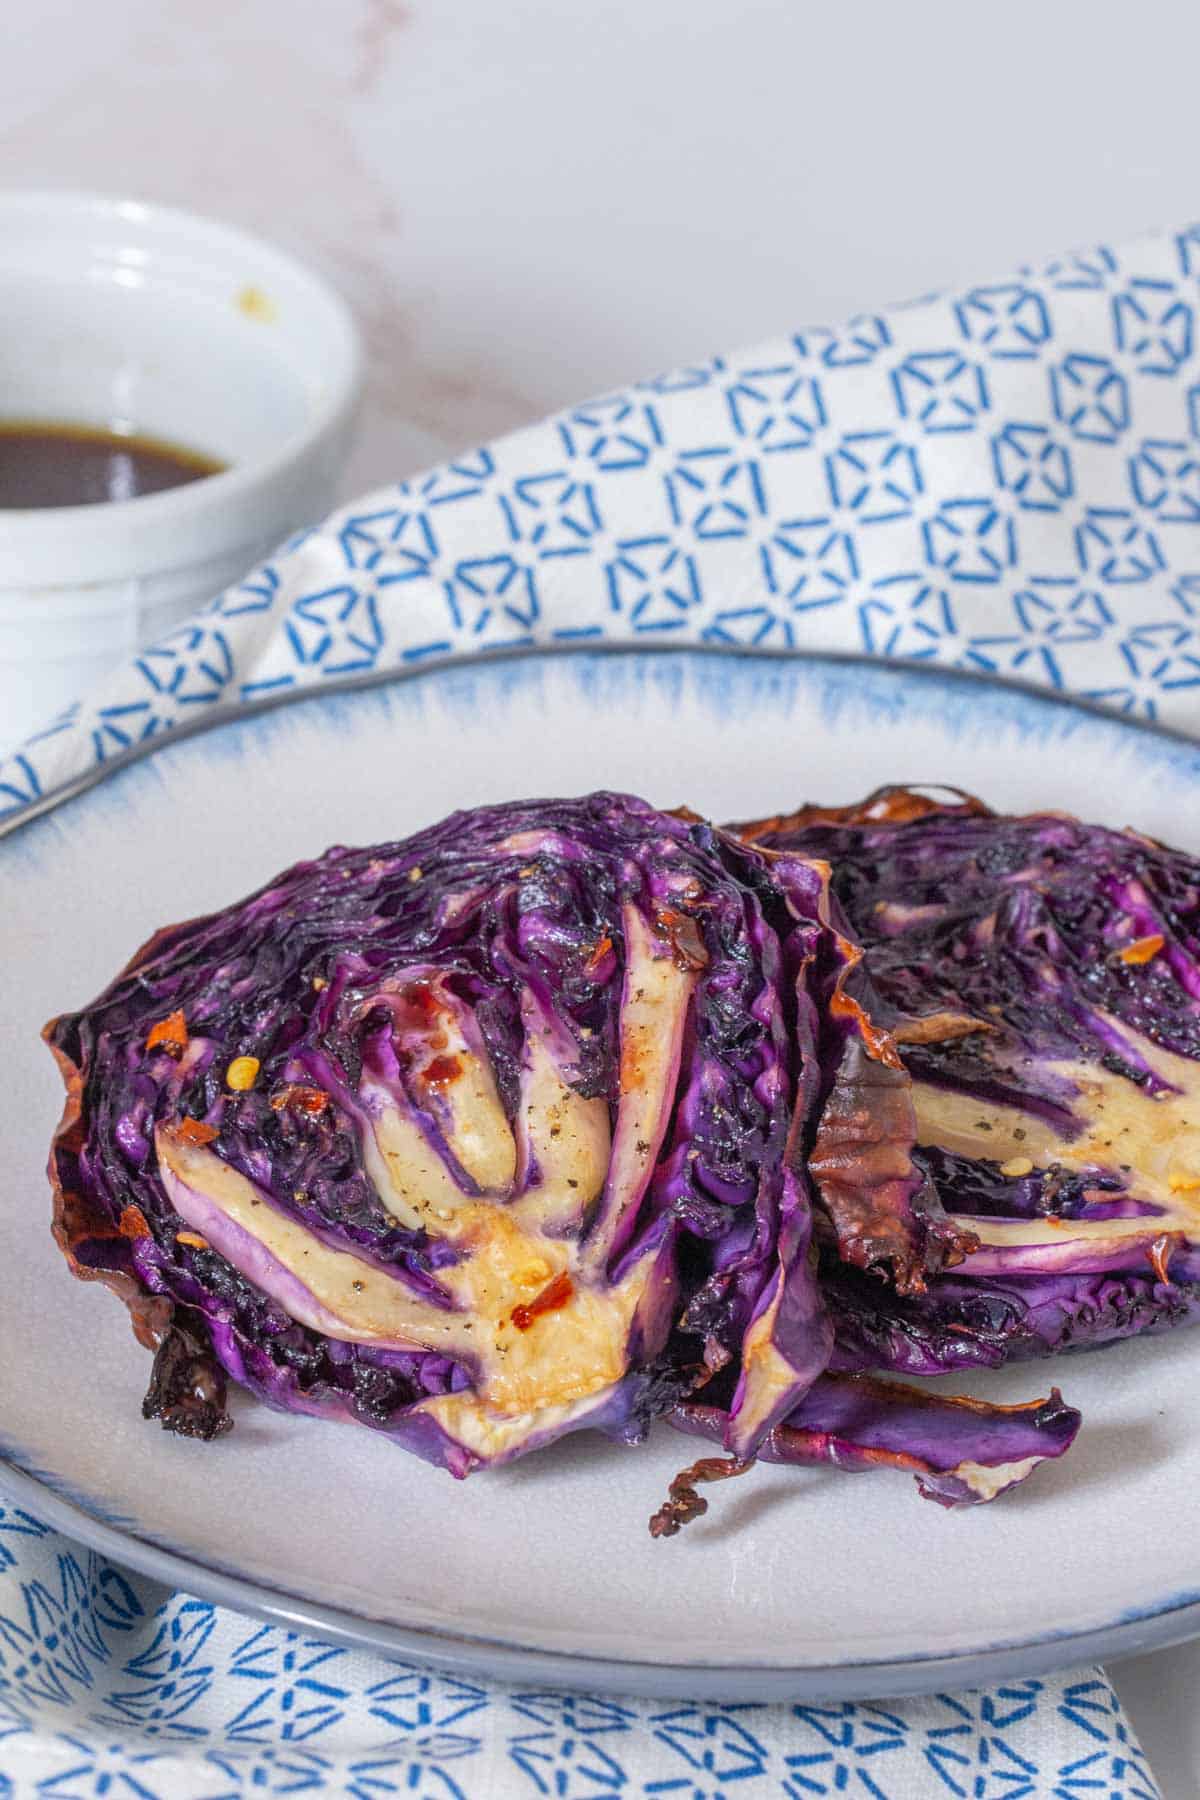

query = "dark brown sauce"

[0,421,226,509]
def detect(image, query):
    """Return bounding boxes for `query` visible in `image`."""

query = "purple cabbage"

[47,793,883,1483]
[670,1372,1080,1510]
[825,1261,1200,1377]
[741,785,1200,1381]
[45,787,1106,1522]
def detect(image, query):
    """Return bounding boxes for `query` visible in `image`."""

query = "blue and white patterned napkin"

[3,220,1200,818]
[0,1502,1161,1798]
[5,220,1200,1795]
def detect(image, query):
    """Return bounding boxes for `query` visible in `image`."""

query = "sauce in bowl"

[0,421,226,509]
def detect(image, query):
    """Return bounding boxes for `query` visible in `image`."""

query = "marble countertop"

[9,0,1199,510]
[4,1,1200,1789]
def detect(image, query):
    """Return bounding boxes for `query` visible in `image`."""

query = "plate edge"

[5,642,1197,841]
[7,642,1200,1695]
[0,1455,1194,1701]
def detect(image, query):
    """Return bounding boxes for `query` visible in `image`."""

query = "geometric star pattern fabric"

[0,1502,1163,1796]
[4,222,1200,819]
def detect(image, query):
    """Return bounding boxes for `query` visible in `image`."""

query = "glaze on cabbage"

[47,794,887,1478]
[740,785,1200,1379]
[46,788,1089,1518]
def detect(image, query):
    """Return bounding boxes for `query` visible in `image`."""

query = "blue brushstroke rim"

[4,642,1199,841]
[3,642,1200,1701]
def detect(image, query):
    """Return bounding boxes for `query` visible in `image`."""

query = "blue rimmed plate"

[3,648,1200,1701]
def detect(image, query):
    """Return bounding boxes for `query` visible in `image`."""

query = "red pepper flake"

[176,1118,219,1147]
[1148,1232,1181,1285]
[225,1055,260,1092]
[175,1230,210,1250]
[398,979,442,1025]
[1118,933,1165,966]
[270,1084,330,1117]
[146,1009,187,1055]
[423,1054,462,1088]
[119,1205,151,1240]
[584,934,614,973]
[511,1271,574,1331]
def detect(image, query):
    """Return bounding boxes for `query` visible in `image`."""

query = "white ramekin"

[0,191,364,750]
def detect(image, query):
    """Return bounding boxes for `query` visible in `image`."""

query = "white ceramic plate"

[4,648,1200,1701]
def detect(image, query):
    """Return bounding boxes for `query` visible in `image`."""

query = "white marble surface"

[4,1,1200,1787]
[7,0,1200,505]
